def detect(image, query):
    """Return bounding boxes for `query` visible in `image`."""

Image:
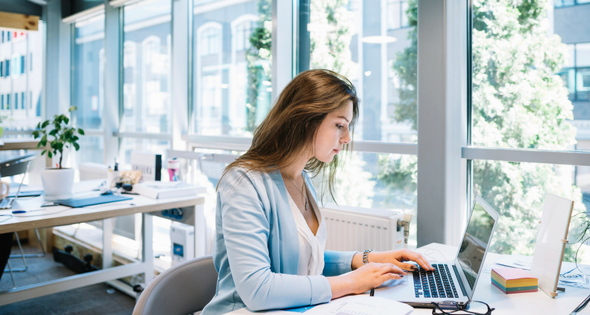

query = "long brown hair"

[220,69,359,200]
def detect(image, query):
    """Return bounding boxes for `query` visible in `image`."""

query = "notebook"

[376,196,499,309]
[54,194,132,208]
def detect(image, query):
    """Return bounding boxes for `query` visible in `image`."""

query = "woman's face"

[313,100,353,163]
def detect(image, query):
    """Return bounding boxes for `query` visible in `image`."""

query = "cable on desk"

[561,235,590,278]
[0,214,13,223]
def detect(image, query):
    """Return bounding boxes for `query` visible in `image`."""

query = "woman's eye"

[336,124,344,129]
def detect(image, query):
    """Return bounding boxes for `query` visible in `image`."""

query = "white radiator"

[322,204,406,252]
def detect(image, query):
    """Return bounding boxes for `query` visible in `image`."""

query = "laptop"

[376,195,499,309]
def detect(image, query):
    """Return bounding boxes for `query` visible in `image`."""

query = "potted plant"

[32,106,85,199]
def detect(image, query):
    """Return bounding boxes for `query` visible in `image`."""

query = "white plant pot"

[41,168,75,200]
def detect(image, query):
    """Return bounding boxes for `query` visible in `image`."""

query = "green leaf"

[48,151,52,158]
[41,121,50,128]
[64,117,69,125]
[78,128,85,136]
[49,129,58,136]
[68,106,77,112]
[41,149,46,156]
[73,142,80,151]
[32,130,39,138]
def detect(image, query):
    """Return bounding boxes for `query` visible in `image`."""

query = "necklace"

[283,172,308,211]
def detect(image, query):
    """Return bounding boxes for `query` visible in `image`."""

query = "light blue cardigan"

[201,167,356,314]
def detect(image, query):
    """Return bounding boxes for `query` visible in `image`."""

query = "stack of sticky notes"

[491,267,538,294]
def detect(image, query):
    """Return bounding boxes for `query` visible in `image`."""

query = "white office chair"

[132,255,217,315]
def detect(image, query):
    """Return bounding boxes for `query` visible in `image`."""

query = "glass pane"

[122,0,171,134]
[0,27,44,131]
[577,43,590,67]
[76,136,104,164]
[472,2,579,150]
[309,0,417,143]
[312,152,418,247]
[557,68,575,100]
[472,160,589,262]
[72,14,105,130]
[577,68,590,101]
[192,0,270,136]
[119,138,171,169]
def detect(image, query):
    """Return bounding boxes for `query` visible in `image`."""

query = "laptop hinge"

[452,265,468,297]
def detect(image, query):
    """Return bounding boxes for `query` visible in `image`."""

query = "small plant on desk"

[32,106,85,169]
[32,106,85,199]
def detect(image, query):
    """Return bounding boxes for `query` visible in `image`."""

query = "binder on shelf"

[131,151,162,182]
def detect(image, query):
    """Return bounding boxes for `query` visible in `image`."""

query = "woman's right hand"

[328,262,406,298]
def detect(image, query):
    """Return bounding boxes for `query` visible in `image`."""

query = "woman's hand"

[371,249,434,271]
[328,262,406,299]
[351,249,434,271]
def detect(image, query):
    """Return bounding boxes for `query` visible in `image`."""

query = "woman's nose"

[341,130,351,144]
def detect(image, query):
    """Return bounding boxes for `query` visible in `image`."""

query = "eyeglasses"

[431,300,495,315]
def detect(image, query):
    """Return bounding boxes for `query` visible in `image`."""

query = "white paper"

[494,254,533,270]
[265,296,412,315]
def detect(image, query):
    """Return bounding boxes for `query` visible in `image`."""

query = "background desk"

[0,181,205,306]
[228,243,590,314]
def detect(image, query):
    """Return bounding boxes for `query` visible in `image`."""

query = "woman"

[202,69,432,314]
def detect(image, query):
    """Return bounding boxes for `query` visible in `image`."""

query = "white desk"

[228,243,590,314]
[0,180,205,306]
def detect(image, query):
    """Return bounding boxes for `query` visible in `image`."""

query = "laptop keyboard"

[413,264,459,299]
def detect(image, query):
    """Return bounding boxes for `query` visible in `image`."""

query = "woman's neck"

[281,152,311,181]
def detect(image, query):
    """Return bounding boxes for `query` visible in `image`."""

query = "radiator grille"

[322,205,404,252]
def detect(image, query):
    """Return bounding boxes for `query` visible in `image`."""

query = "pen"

[370,288,375,297]
[571,293,590,315]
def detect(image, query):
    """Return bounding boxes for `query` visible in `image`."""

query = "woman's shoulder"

[218,166,277,192]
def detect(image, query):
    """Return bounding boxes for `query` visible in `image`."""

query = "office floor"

[0,243,136,315]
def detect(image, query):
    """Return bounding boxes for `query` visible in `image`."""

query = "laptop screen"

[457,200,496,291]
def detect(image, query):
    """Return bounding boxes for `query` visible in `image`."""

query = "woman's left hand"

[368,249,434,271]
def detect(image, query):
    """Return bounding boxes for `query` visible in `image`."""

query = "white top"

[287,185,327,276]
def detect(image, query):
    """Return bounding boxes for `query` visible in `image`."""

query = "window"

[0,61,3,77]
[20,56,25,74]
[30,53,33,71]
[233,17,256,52]
[11,56,19,77]
[5,60,9,77]
[387,1,409,30]
[555,0,590,7]
[469,0,589,258]
[14,93,18,109]
[21,92,25,110]
[1,95,3,110]
[192,1,271,137]
[72,14,105,131]
[304,0,420,244]
[6,94,9,110]
[558,43,590,102]
[121,0,171,134]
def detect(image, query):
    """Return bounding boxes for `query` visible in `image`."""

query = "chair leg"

[5,260,16,289]
[9,229,46,258]
[3,232,28,273]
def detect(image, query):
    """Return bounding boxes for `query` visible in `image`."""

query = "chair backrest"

[133,255,217,315]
